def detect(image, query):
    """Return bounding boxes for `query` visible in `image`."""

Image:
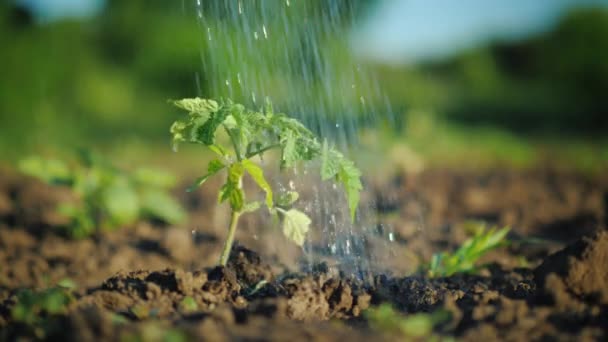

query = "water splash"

[191,0,397,279]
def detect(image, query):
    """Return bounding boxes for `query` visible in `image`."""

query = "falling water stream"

[189,0,397,279]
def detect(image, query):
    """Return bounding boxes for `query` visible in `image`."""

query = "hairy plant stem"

[219,209,241,266]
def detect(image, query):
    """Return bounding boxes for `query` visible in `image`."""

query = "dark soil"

[1,167,607,341]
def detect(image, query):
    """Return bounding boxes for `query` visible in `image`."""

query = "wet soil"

[1,167,607,341]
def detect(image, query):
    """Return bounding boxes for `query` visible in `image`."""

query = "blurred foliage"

[10,287,74,339]
[365,303,452,340]
[378,7,608,136]
[19,151,186,238]
[0,1,606,171]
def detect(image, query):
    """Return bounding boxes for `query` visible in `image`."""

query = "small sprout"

[56,278,77,290]
[365,303,451,339]
[11,286,74,338]
[426,223,511,277]
[129,304,150,320]
[179,296,198,313]
[170,97,362,265]
[247,280,269,296]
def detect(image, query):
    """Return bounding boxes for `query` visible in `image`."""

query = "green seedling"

[18,151,186,238]
[178,296,198,313]
[365,303,451,340]
[427,224,510,277]
[170,98,362,265]
[11,287,74,338]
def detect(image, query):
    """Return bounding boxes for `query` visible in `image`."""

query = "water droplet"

[285,0,290,6]
[237,73,242,84]
[238,1,242,14]
[253,31,259,40]
[359,96,365,105]
[388,232,395,242]
[330,243,337,254]
[289,180,295,190]
[206,27,212,41]
[262,25,268,39]
[225,79,230,86]
[335,123,340,128]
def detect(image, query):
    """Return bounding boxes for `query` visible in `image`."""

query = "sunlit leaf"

[281,209,311,246]
[242,159,273,208]
[276,191,299,206]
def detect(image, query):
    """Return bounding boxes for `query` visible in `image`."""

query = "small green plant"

[11,287,74,338]
[170,98,362,265]
[365,303,451,340]
[426,224,510,277]
[18,151,186,238]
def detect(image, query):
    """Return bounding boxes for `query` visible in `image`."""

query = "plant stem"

[219,209,241,266]
[245,143,281,159]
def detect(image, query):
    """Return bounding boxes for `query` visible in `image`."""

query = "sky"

[353,0,608,64]
[16,0,105,22]
[15,0,608,64]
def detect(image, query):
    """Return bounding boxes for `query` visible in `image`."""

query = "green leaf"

[179,296,198,312]
[242,159,273,208]
[173,98,218,114]
[426,224,511,277]
[199,108,230,145]
[219,162,244,211]
[281,209,311,246]
[280,129,298,168]
[133,168,176,188]
[140,189,186,224]
[102,176,139,227]
[320,139,340,180]
[276,191,299,206]
[18,156,72,185]
[337,158,362,221]
[187,159,225,192]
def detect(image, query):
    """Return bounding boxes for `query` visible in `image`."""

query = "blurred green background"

[1,0,607,173]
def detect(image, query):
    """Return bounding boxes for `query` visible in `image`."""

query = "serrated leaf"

[337,158,362,221]
[281,209,310,246]
[276,191,299,206]
[187,159,225,192]
[280,129,298,169]
[173,98,219,114]
[320,139,340,180]
[199,109,230,145]
[242,159,273,208]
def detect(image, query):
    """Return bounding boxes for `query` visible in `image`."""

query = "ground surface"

[1,166,607,341]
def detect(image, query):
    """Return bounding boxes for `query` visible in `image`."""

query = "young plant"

[18,151,186,238]
[10,287,74,339]
[426,224,510,277]
[365,303,451,339]
[170,98,362,265]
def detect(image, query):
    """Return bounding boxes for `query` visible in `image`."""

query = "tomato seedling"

[170,98,362,265]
